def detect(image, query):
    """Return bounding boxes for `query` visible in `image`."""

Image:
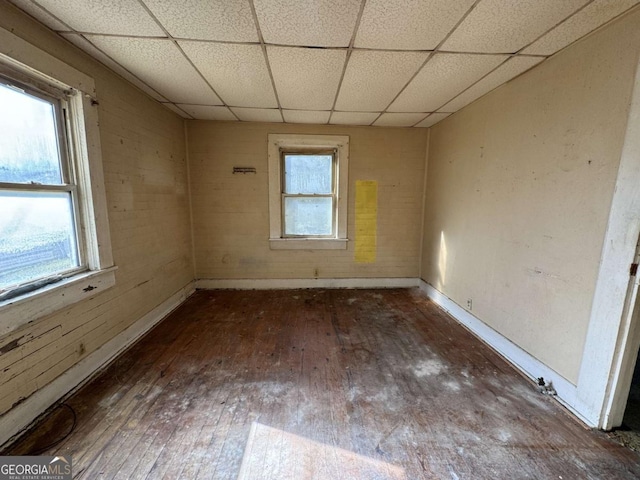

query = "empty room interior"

[3,0,640,478]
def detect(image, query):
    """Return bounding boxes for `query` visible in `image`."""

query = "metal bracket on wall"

[233,167,256,174]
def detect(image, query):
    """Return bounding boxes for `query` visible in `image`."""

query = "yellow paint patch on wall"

[355,180,378,263]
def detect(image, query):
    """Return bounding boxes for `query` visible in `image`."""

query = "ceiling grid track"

[10,0,640,127]
[409,0,598,127]
[136,0,239,121]
[327,0,368,125]
[24,0,187,117]
[248,0,285,123]
[373,0,483,127]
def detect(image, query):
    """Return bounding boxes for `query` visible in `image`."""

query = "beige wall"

[421,9,640,383]
[0,3,193,415]
[188,122,426,280]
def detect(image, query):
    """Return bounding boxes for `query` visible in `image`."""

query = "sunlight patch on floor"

[237,422,407,480]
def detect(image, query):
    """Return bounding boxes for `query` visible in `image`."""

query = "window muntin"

[281,152,336,237]
[0,77,84,296]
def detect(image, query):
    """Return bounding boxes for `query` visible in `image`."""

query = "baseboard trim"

[0,281,196,449]
[196,277,419,290]
[418,280,592,427]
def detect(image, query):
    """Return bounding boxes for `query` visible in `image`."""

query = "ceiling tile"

[441,0,589,53]
[253,0,361,47]
[143,0,258,42]
[355,0,474,50]
[180,42,276,108]
[283,110,330,124]
[177,104,237,121]
[330,112,379,126]
[388,53,508,113]
[438,56,544,112]
[88,36,221,105]
[231,107,283,123]
[373,113,427,127]
[268,46,346,110]
[62,33,169,102]
[32,0,164,36]
[415,112,450,128]
[162,103,193,119]
[9,0,69,30]
[335,50,428,112]
[522,0,639,56]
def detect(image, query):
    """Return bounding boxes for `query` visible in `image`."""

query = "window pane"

[284,197,333,236]
[0,83,63,184]
[0,191,79,290]
[284,155,332,194]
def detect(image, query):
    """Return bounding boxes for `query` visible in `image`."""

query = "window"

[0,28,114,336]
[268,134,349,250]
[0,77,82,297]
[282,152,335,236]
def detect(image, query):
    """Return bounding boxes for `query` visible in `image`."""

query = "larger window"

[0,29,115,336]
[0,77,82,297]
[268,134,349,250]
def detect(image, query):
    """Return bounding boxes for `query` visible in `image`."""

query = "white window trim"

[0,27,115,337]
[268,134,349,250]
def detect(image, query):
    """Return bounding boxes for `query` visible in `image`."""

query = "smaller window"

[268,134,349,250]
[282,151,335,237]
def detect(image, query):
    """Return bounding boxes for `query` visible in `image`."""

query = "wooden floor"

[5,288,640,479]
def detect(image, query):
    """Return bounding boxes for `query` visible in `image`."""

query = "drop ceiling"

[9,0,639,127]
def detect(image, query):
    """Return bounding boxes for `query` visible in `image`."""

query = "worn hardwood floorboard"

[4,288,640,479]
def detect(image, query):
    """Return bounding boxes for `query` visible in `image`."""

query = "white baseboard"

[418,280,592,427]
[196,277,419,290]
[0,281,195,449]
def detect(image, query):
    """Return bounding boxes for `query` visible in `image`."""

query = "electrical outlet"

[467,299,472,310]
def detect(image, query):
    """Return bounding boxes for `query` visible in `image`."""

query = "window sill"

[0,266,117,337]
[269,238,348,250]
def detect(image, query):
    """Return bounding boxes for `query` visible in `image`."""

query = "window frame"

[0,28,116,337]
[268,134,349,250]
